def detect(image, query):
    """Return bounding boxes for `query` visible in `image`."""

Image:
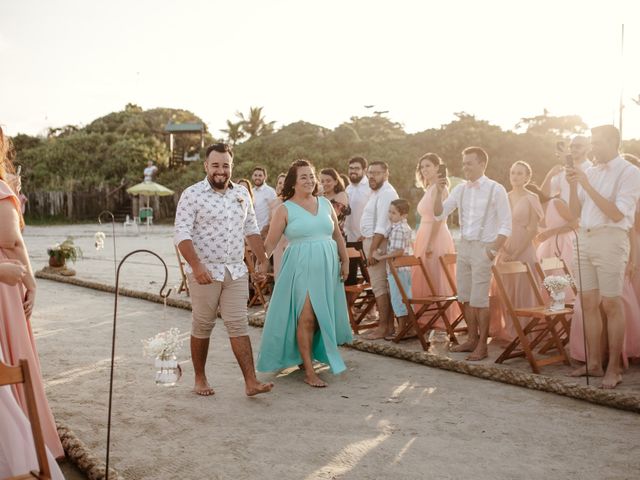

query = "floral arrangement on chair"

[47,236,83,266]
[142,328,183,385]
[543,275,573,311]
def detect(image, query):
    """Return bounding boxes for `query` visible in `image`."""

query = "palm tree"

[220,120,246,146]
[236,106,276,139]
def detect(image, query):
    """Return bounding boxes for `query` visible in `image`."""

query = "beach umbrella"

[126,181,174,208]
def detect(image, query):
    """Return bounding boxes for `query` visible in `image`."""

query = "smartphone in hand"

[437,163,448,179]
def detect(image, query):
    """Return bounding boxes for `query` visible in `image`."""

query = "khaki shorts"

[574,227,629,297]
[363,237,389,298]
[457,239,494,308]
[188,270,249,338]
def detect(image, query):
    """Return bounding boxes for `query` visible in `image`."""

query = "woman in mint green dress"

[258,160,352,387]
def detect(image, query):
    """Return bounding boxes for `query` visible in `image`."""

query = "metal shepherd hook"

[105,250,172,480]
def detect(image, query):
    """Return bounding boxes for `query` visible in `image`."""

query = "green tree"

[236,106,276,139]
[220,120,246,146]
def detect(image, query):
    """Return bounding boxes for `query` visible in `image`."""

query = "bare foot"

[193,376,215,396]
[304,374,328,388]
[601,370,622,389]
[361,329,387,340]
[451,340,477,353]
[466,346,488,361]
[568,365,604,378]
[246,381,274,397]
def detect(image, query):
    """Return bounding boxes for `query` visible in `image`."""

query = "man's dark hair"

[252,166,267,176]
[368,160,389,172]
[348,156,368,170]
[462,146,488,165]
[591,125,621,149]
[391,198,410,216]
[206,142,233,158]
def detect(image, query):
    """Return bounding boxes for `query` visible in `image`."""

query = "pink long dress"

[412,185,459,327]
[0,349,64,479]
[0,181,64,458]
[569,277,640,366]
[490,192,544,340]
[536,198,575,304]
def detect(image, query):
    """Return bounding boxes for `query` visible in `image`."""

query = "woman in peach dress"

[268,173,288,278]
[412,153,459,328]
[490,161,544,340]
[0,127,64,459]
[526,184,577,304]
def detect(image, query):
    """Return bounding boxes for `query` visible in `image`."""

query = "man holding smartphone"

[541,136,592,203]
[566,125,640,389]
[434,147,511,361]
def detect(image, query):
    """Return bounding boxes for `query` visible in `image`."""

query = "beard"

[368,178,382,190]
[253,178,264,187]
[208,174,229,190]
[349,173,363,184]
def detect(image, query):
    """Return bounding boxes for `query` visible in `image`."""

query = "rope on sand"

[345,339,640,414]
[57,421,122,480]
[37,270,640,416]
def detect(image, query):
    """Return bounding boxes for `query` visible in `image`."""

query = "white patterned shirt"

[253,183,277,230]
[174,178,259,280]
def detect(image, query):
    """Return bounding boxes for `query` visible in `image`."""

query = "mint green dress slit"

[257,196,353,374]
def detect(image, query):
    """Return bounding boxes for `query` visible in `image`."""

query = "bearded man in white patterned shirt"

[174,143,273,397]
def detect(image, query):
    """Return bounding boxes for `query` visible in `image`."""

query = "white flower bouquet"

[142,328,183,361]
[94,231,106,251]
[542,275,573,293]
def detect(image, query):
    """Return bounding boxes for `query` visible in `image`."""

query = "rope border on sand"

[57,421,122,480]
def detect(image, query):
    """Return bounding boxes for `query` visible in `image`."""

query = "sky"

[2,0,640,139]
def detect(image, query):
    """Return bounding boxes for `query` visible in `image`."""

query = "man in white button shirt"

[175,143,273,397]
[359,161,399,340]
[344,156,371,287]
[434,147,511,361]
[540,135,592,203]
[251,166,277,237]
[567,125,640,389]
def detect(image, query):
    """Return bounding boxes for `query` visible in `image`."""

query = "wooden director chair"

[343,247,378,334]
[244,246,274,308]
[438,253,468,336]
[534,256,576,350]
[388,255,458,351]
[174,246,190,296]
[0,359,52,480]
[492,261,571,373]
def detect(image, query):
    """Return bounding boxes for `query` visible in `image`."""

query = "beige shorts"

[574,227,629,297]
[363,237,389,298]
[456,239,494,308]
[188,270,249,338]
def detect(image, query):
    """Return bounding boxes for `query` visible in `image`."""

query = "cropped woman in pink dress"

[268,173,288,278]
[490,161,544,340]
[526,184,577,304]
[0,127,64,459]
[412,153,458,328]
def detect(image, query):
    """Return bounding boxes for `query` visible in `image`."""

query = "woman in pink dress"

[490,161,544,340]
[412,153,459,329]
[526,184,577,304]
[268,173,288,278]
[0,127,64,459]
